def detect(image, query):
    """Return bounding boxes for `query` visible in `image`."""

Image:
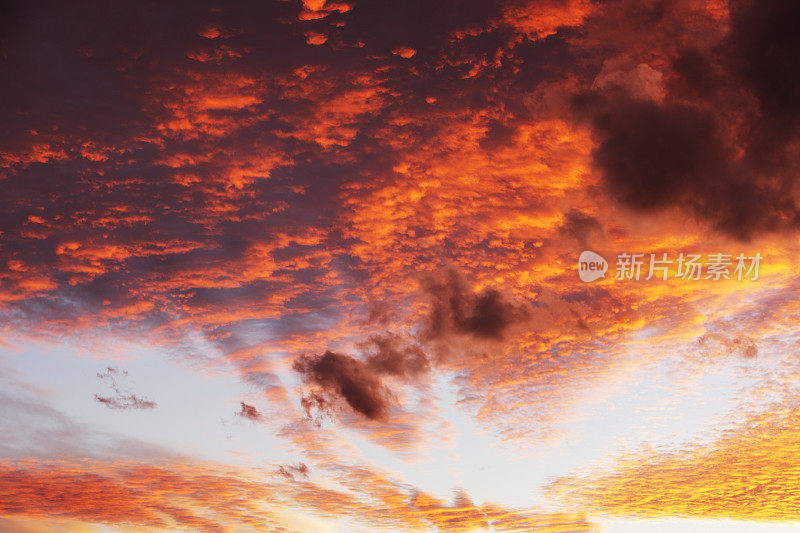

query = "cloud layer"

[2,0,800,530]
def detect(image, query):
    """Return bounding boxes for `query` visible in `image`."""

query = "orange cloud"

[0,458,595,532]
[550,391,800,520]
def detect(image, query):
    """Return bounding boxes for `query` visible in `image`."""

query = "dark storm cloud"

[423,268,527,341]
[293,333,432,422]
[576,0,800,240]
[726,0,800,135]
[722,0,800,196]
[293,351,393,421]
[574,91,800,239]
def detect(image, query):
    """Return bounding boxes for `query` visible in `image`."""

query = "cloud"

[293,351,394,421]
[575,89,800,239]
[549,393,800,521]
[557,208,603,249]
[93,394,157,410]
[362,333,430,378]
[573,0,800,240]
[592,57,665,101]
[94,367,156,411]
[697,332,758,360]
[501,0,596,40]
[2,2,799,529]
[726,0,800,136]
[292,333,429,423]
[0,457,595,532]
[236,401,262,421]
[423,267,528,342]
[277,462,309,480]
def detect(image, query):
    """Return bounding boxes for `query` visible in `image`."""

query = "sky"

[1,0,800,531]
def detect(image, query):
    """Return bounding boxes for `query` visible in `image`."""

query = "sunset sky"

[2,0,800,531]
